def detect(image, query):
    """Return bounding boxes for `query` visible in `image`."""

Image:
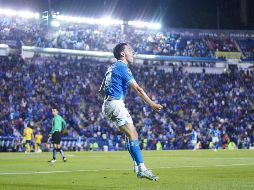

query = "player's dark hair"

[113,43,128,59]
[51,104,59,111]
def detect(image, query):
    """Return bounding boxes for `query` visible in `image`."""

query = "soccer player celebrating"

[99,43,163,181]
[48,106,67,163]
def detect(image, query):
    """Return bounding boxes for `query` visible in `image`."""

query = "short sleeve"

[121,66,135,86]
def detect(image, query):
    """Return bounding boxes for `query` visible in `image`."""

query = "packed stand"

[0,16,241,59]
[207,38,238,52]
[0,54,254,151]
[238,39,254,61]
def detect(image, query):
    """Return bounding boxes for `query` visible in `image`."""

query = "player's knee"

[120,123,138,140]
[123,130,137,140]
[129,130,138,140]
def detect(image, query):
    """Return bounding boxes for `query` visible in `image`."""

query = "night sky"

[0,0,253,29]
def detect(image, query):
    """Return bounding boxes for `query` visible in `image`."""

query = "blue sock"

[216,143,219,150]
[125,138,136,163]
[129,140,143,165]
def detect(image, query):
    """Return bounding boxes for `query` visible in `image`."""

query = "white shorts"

[102,100,133,127]
[212,137,219,143]
[191,140,197,145]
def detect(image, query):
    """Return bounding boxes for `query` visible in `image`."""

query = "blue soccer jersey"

[192,130,198,141]
[211,129,220,138]
[103,60,135,99]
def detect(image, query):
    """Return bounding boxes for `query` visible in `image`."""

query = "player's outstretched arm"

[129,81,163,112]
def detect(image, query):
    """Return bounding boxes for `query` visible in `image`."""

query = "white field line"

[1,163,254,175]
[1,154,254,160]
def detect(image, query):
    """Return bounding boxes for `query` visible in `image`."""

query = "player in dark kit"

[48,107,67,163]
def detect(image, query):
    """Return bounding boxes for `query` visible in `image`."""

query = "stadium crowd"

[0,14,254,151]
[0,54,254,151]
[1,16,254,60]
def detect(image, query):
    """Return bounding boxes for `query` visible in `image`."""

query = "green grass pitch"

[0,150,254,190]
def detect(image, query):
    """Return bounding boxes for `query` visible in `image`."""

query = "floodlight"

[99,17,123,26]
[0,8,39,19]
[34,13,40,19]
[56,14,123,26]
[128,20,161,30]
[18,11,39,19]
[3,9,17,16]
[51,20,60,27]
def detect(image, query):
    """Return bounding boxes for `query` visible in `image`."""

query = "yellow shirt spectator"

[23,127,33,140]
[35,133,43,144]
[23,127,34,153]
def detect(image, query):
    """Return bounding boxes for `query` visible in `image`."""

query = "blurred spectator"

[0,54,253,150]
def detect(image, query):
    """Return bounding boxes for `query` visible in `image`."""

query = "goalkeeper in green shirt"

[48,106,67,163]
